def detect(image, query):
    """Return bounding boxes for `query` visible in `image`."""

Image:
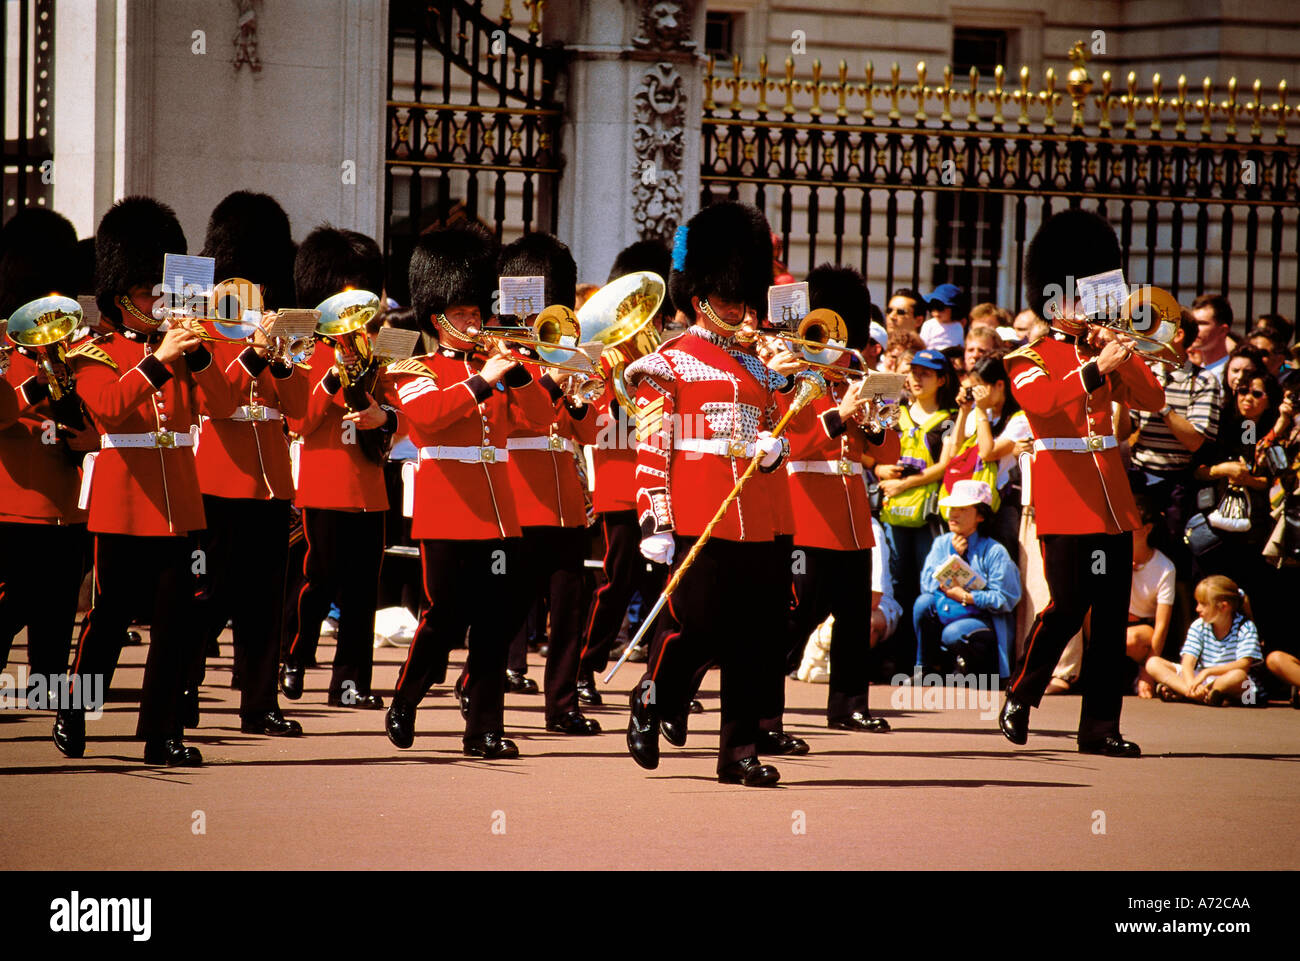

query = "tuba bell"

[5,294,88,431]
[575,271,665,412]
[1086,285,1181,365]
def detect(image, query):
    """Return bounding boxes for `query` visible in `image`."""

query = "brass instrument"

[574,271,665,413]
[4,294,88,430]
[1086,285,1181,365]
[466,304,606,401]
[316,288,388,462]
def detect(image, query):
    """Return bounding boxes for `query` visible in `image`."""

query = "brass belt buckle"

[547,435,564,452]
[154,431,175,449]
[836,458,854,475]
[247,403,266,422]
[728,439,747,458]
[1085,434,1104,452]
[480,446,496,463]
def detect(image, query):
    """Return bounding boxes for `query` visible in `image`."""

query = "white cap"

[939,479,993,509]
[869,321,888,348]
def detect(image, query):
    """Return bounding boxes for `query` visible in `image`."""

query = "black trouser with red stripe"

[192,495,289,722]
[579,510,667,675]
[781,544,874,721]
[638,536,785,769]
[393,537,522,738]
[1008,531,1133,738]
[70,534,196,739]
[0,521,88,684]
[507,525,586,722]
[286,507,384,700]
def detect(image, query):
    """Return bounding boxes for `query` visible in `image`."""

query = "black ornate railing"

[1,0,55,224]
[701,42,1300,323]
[385,0,565,301]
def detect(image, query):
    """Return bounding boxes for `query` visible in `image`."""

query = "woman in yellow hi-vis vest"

[877,348,959,667]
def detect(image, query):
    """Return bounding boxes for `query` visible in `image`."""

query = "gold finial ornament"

[889,62,901,120]
[863,61,875,122]
[809,58,823,118]
[1200,77,1214,136]
[1277,79,1289,141]
[1017,65,1031,126]
[967,67,979,125]
[1125,70,1138,131]
[1175,75,1189,134]
[1098,70,1113,132]
[915,61,928,122]
[837,60,849,118]
[784,57,797,116]
[1042,67,1057,129]
[992,65,1005,125]
[1066,39,1092,129]
[756,54,769,116]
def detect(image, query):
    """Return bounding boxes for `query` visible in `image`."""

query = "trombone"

[1084,285,1182,365]
[465,304,606,400]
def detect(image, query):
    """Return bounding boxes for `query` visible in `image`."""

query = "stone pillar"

[549,0,705,284]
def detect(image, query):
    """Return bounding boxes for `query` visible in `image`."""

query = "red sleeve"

[72,356,168,428]
[507,375,558,434]
[286,360,346,437]
[865,427,901,464]
[1109,357,1166,413]
[1006,353,1091,416]
[635,375,676,536]
[191,351,239,419]
[0,377,17,428]
[272,365,310,420]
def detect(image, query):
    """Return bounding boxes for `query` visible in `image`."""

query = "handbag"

[1207,484,1252,533]
[1183,512,1223,556]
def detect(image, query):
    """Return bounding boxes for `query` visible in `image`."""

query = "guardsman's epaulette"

[66,337,119,371]
[1003,339,1046,371]
[385,357,438,382]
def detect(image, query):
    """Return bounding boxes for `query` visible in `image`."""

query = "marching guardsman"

[624,201,794,787]
[384,224,554,758]
[576,242,673,705]
[280,226,395,711]
[57,196,238,766]
[0,209,94,695]
[776,265,900,731]
[493,233,602,734]
[190,191,307,737]
[999,209,1165,757]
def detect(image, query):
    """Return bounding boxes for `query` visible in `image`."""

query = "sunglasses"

[1236,386,1266,399]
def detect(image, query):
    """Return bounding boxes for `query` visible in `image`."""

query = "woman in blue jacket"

[912,480,1022,680]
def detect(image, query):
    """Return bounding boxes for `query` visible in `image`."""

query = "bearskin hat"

[807,263,872,351]
[200,191,297,309]
[94,196,186,326]
[669,202,773,321]
[498,232,577,312]
[1024,209,1121,320]
[608,238,674,317]
[408,223,499,334]
[294,224,383,309]
[0,207,80,318]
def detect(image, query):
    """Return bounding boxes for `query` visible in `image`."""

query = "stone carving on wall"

[632,61,685,242]
[233,0,262,72]
[633,0,695,53]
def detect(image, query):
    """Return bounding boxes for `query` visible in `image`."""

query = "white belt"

[673,437,755,458]
[100,430,196,450]
[418,445,509,464]
[229,404,282,422]
[1033,435,1117,454]
[506,435,575,455]
[787,458,863,477]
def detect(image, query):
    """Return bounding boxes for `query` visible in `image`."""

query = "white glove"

[640,532,675,566]
[756,430,784,468]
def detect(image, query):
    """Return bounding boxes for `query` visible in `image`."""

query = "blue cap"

[925,283,963,308]
[909,348,948,371]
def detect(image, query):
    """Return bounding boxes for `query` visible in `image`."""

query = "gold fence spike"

[1175,74,1188,134]
[837,60,849,117]
[1149,72,1163,134]
[1250,78,1263,137]
[501,0,513,25]
[1225,77,1238,137]
[889,62,901,120]
[967,66,979,125]
[729,55,743,112]
[756,54,769,116]
[1098,70,1113,132]
[1017,65,1031,126]
[1125,70,1138,131]
[863,61,875,122]
[940,64,953,123]
[1066,39,1091,130]
[1042,66,1057,129]
[1277,79,1289,141]
[992,64,1005,126]
[809,58,823,118]
[1200,77,1214,136]
[915,61,928,122]
[784,57,797,116]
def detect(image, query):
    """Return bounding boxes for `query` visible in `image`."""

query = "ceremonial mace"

[603,369,828,683]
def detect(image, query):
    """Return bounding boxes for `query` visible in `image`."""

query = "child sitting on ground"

[1145,575,1262,706]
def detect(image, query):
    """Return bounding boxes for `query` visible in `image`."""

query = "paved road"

[2,632,1297,870]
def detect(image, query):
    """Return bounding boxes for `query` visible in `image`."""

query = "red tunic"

[387,350,554,540]
[504,374,600,529]
[781,381,901,551]
[196,342,309,501]
[70,334,238,536]
[0,351,88,526]
[286,349,395,512]
[590,383,637,514]
[629,327,789,543]
[1006,336,1164,535]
